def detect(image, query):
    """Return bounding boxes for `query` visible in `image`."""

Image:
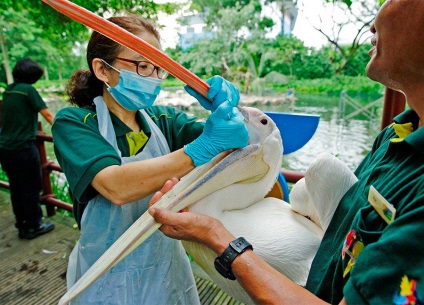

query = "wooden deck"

[0,190,243,305]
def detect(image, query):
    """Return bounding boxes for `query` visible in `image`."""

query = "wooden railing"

[0,88,406,213]
[35,123,73,215]
[0,121,72,216]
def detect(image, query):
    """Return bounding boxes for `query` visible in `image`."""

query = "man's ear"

[92,58,110,82]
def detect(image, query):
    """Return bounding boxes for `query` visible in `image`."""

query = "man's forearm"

[231,250,329,305]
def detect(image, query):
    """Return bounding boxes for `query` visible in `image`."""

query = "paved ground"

[0,191,243,305]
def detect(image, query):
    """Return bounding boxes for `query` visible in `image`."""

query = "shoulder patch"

[150,113,172,121]
[393,275,423,305]
[83,113,97,123]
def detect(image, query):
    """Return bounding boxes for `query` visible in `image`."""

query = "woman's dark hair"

[12,59,44,84]
[67,15,161,108]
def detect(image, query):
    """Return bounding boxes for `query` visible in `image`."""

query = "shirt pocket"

[356,205,387,246]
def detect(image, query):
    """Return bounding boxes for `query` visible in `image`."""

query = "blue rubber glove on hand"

[184,101,249,166]
[185,75,240,112]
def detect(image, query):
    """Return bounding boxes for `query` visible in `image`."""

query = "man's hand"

[148,178,220,246]
[148,177,180,208]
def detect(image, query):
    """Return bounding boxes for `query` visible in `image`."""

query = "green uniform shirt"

[0,82,47,150]
[52,105,204,226]
[305,109,424,304]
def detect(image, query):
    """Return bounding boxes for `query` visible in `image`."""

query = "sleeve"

[27,85,47,112]
[52,108,121,202]
[343,193,424,304]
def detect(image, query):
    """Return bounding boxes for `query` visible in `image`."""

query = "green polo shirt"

[305,109,424,304]
[52,105,204,226]
[0,82,47,150]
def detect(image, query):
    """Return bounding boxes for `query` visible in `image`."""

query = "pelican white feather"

[184,151,358,304]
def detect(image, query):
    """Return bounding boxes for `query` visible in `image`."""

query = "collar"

[109,110,152,137]
[392,109,424,154]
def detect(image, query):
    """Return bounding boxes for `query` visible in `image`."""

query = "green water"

[41,91,383,173]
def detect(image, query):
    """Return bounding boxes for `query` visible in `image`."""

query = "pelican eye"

[260,118,268,125]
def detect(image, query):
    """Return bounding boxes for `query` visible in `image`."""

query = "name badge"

[368,186,396,224]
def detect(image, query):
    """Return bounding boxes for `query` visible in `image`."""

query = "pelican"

[59,107,358,305]
[183,151,357,304]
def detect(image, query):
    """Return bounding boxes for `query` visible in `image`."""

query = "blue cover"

[265,112,320,155]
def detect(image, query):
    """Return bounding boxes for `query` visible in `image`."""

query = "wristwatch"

[214,237,253,280]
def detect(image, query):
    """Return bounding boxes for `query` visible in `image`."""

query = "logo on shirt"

[341,230,364,278]
[393,275,423,305]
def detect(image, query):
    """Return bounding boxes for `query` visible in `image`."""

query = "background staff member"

[0,58,55,240]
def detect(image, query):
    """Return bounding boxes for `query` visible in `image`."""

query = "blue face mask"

[103,61,162,111]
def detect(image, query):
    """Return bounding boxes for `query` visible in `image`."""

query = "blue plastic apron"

[66,96,200,305]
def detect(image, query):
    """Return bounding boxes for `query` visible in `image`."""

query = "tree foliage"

[304,0,379,75]
[0,0,375,91]
[0,0,165,84]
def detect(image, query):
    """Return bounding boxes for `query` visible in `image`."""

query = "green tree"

[265,35,306,77]
[0,8,48,84]
[292,46,334,79]
[0,0,174,84]
[340,43,372,76]
[305,0,379,74]
[175,1,273,82]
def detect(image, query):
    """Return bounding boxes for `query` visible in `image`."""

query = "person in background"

[52,15,247,305]
[0,59,55,240]
[149,0,424,304]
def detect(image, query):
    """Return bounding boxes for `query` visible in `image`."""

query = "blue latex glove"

[185,75,240,111]
[184,101,248,166]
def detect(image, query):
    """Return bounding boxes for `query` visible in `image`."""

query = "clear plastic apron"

[66,96,199,305]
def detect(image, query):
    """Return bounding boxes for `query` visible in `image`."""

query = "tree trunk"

[0,31,13,84]
[335,57,347,76]
[44,66,49,81]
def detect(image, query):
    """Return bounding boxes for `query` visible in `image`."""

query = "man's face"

[366,0,424,90]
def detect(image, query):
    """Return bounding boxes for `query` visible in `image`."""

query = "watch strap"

[214,237,253,280]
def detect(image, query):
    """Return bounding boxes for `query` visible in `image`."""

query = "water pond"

[41,91,383,173]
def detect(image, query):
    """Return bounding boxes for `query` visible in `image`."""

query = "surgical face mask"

[103,60,162,111]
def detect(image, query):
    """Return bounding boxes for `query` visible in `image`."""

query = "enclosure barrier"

[0,121,73,216]
[339,90,383,121]
[35,122,73,215]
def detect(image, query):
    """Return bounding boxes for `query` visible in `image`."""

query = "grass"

[272,76,385,95]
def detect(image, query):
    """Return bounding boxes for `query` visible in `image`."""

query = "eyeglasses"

[115,57,169,79]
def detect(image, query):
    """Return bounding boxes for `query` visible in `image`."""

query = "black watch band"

[214,237,253,280]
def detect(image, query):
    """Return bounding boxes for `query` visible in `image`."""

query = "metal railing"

[339,90,383,121]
